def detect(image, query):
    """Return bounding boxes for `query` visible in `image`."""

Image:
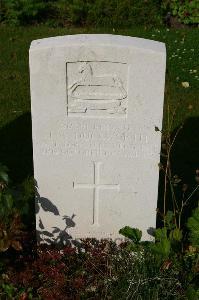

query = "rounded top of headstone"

[30,34,165,54]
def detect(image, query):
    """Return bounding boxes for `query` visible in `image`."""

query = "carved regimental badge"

[67,61,128,117]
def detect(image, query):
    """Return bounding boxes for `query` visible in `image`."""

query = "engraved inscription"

[73,161,120,225]
[39,122,160,159]
[67,62,128,117]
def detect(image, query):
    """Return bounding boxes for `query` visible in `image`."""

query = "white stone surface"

[29,34,166,243]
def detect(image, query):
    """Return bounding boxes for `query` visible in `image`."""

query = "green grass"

[0,25,198,182]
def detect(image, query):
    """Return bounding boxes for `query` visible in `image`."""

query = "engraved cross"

[73,161,120,226]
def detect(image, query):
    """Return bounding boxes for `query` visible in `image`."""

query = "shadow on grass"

[157,116,199,228]
[0,112,33,183]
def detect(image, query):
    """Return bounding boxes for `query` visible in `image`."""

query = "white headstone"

[29,34,166,243]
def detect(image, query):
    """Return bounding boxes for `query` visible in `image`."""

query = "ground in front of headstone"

[0,232,188,300]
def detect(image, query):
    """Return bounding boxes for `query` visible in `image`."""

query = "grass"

[0,25,198,182]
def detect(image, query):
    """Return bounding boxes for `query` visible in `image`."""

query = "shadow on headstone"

[1,113,199,236]
[35,183,60,216]
[157,117,199,228]
[0,112,33,183]
[35,181,80,247]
